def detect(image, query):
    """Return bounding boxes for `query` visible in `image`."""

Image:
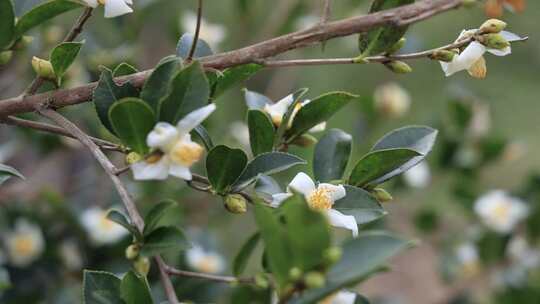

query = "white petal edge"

[330,290,357,304]
[176,104,217,135]
[318,183,346,203]
[287,172,316,196]
[146,122,179,151]
[309,122,327,133]
[270,193,293,208]
[500,31,523,42]
[82,0,98,7]
[169,164,193,181]
[131,158,169,180]
[104,0,133,18]
[327,209,358,237]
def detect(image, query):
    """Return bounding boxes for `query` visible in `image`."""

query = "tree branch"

[165,264,254,284]
[0,0,463,117]
[186,0,203,62]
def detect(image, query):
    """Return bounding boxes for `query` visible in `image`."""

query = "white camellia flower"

[474,190,528,234]
[131,104,216,181]
[507,236,540,269]
[186,246,225,274]
[82,0,133,18]
[80,207,128,246]
[4,219,45,267]
[271,172,358,237]
[440,29,522,78]
[455,242,480,277]
[263,95,326,133]
[180,11,226,48]
[403,161,431,189]
[373,82,411,118]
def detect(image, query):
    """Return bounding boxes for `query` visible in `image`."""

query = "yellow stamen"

[170,141,204,167]
[196,256,219,273]
[492,202,510,222]
[13,236,35,256]
[98,216,115,231]
[145,153,163,164]
[307,188,332,211]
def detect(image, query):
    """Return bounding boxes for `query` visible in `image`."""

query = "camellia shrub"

[0,0,531,303]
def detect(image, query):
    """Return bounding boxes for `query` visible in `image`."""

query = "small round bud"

[323,247,343,265]
[479,19,507,34]
[371,188,393,203]
[13,35,34,50]
[0,51,13,66]
[384,61,412,74]
[125,244,140,260]
[254,273,269,289]
[387,37,407,54]
[31,56,55,80]
[289,267,303,281]
[224,194,248,214]
[429,50,456,62]
[291,134,317,147]
[374,82,411,118]
[478,33,510,50]
[304,271,325,289]
[125,152,142,164]
[134,256,151,276]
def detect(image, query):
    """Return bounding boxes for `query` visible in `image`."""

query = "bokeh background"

[0,0,539,303]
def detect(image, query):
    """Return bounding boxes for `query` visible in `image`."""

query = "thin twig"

[320,0,331,25]
[165,264,254,284]
[186,0,203,62]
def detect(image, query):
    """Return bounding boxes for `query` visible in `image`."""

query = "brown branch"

[0,0,463,117]
[186,0,203,62]
[165,264,253,284]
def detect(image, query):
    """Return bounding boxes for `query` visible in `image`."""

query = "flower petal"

[330,290,357,304]
[131,157,169,180]
[327,209,358,237]
[104,0,133,18]
[318,183,346,203]
[500,31,523,42]
[287,172,316,196]
[82,0,98,7]
[440,41,486,77]
[309,122,326,133]
[264,94,293,118]
[147,122,179,151]
[487,46,511,56]
[169,163,192,180]
[176,104,217,135]
[270,193,293,208]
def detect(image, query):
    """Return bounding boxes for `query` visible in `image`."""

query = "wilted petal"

[287,172,316,196]
[467,56,487,79]
[327,209,358,237]
[104,0,133,18]
[318,183,346,203]
[169,163,192,180]
[147,122,179,151]
[270,193,293,208]
[176,104,217,135]
[131,157,169,180]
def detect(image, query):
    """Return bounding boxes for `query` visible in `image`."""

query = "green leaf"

[369,125,438,185]
[141,226,189,257]
[233,232,261,277]
[120,271,153,304]
[143,200,177,236]
[93,68,139,135]
[247,110,275,156]
[106,209,141,241]
[287,92,357,141]
[358,0,414,56]
[113,63,138,77]
[50,41,83,84]
[232,152,306,190]
[253,203,293,289]
[192,125,214,151]
[290,232,410,304]
[206,145,248,195]
[83,270,122,304]
[313,129,352,182]
[158,61,210,124]
[348,148,420,187]
[333,185,386,225]
[0,163,24,185]
[176,33,213,59]
[109,98,156,154]
[140,56,181,112]
[212,64,263,98]
[14,0,82,39]
[0,0,15,50]
[244,89,272,110]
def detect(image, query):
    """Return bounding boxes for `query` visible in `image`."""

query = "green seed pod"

[479,19,507,34]
[304,271,326,289]
[371,188,393,203]
[224,194,248,214]
[429,50,456,62]
[384,61,412,74]
[125,244,140,260]
[479,33,510,50]
[31,56,55,80]
[0,51,13,66]
[323,246,343,265]
[289,267,303,281]
[134,256,151,276]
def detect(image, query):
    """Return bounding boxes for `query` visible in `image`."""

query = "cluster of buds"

[125,243,151,276]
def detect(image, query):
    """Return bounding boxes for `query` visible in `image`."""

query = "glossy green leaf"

[158,61,210,124]
[50,41,83,83]
[206,145,248,195]
[212,64,263,98]
[233,232,261,277]
[120,271,153,304]
[349,148,420,187]
[333,185,386,225]
[83,270,122,304]
[176,33,213,59]
[287,92,357,141]
[93,68,139,135]
[14,0,82,39]
[109,98,156,154]
[141,226,189,256]
[369,125,438,185]
[232,152,306,190]
[106,209,141,241]
[244,89,272,110]
[140,56,181,111]
[291,232,409,304]
[0,0,15,50]
[143,200,176,236]
[248,110,275,156]
[192,125,214,151]
[358,0,414,56]
[113,63,138,77]
[0,163,24,185]
[313,129,352,182]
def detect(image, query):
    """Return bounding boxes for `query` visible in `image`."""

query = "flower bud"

[13,35,34,50]
[289,267,303,281]
[134,256,151,276]
[323,246,342,265]
[0,51,13,66]
[374,82,411,118]
[479,19,507,33]
[31,56,55,80]
[291,134,317,147]
[125,244,140,260]
[384,61,412,74]
[429,50,456,62]
[254,273,269,289]
[387,37,406,54]
[371,188,393,203]
[224,194,248,214]
[478,33,510,50]
[304,271,325,289]
[125,152,142,164]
